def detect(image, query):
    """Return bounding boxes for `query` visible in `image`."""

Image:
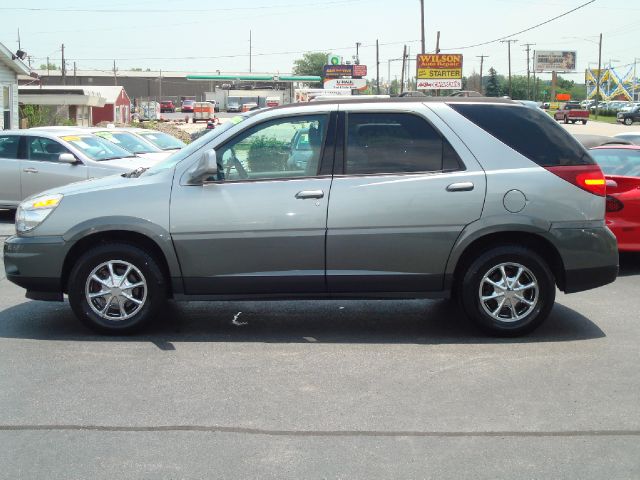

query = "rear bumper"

[550,224,619,293]
[3,235,67,301]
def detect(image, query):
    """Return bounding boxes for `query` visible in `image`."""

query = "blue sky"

[1,0,638,82]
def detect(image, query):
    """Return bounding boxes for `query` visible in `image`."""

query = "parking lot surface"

[1,120,639,478]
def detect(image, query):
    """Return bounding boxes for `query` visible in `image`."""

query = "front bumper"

[549,224,619,293]
[3,235,68,301]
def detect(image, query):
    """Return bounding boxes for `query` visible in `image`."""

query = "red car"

[181,100,195,113]
[160,100,175,113]
[590,145,640,251]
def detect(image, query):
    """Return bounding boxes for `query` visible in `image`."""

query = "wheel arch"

[447,229,566,293]
[61,229,179,297]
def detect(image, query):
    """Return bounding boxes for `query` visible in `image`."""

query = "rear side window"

[345,112,462,175]
[0,135,19,159]
[449,104,593,166]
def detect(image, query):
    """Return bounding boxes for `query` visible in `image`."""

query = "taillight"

[544,165,606,196]
[606,195,624,212]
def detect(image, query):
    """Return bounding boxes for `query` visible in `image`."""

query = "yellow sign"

[417,68,462,79]
[61,136,81,141]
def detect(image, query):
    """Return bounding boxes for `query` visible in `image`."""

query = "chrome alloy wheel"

[85,260,147,321]
[479,262,539,323]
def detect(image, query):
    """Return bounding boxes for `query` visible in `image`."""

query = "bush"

[247,136,289,172]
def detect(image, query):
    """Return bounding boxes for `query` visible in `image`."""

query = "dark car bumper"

[3,235,67,301]
[549,224,619,293]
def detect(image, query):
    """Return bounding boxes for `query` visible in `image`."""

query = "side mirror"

[187,149,218,184]
[58,153,78,164]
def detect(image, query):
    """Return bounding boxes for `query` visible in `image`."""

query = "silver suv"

[3,98,618,336]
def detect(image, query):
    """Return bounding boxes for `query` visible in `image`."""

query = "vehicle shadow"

[0,298,605,347]
[618,252,640,277]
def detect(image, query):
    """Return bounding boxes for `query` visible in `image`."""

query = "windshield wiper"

[124,166,149,178]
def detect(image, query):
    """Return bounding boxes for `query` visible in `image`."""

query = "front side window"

[344,112,460,175]
[27,136,71,162]
[0,135,19,159]
[216,114,328,182]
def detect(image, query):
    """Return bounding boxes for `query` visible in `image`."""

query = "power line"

[440,0,595,51]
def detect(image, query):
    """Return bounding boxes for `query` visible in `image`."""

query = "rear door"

[20,135,89,199]
[326,105,486,294]
[0,134,21,207]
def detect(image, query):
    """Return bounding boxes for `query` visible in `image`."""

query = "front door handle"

[295,190,324,199]
[23,168,39,174]
[446,182,474,192]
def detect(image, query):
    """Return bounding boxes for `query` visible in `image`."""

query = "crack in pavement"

[1,425,639,437]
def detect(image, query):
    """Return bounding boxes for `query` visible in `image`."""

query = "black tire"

[581,120,587,125]
[458,245,556,337]
[624,118,633,126]
[68,242,167,334]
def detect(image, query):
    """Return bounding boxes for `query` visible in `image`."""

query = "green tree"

[292,52,328,78]
[39,62,58,70]
[485,67,501,97]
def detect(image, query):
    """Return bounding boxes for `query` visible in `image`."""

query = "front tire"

[563,116,569,124]
[68,243,167,334]
[459,246,555,337]
[624,118,633,126]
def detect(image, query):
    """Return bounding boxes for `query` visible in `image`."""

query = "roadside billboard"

[323,78,367,90]
[323,64,368,79]
[416,54,463,90]
[534,51,576,72]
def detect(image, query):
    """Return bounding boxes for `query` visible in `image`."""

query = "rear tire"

[458,245,555,337]
[581,120,587,125]
[68,243,167,335]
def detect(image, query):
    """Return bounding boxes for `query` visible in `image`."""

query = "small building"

[88,86,131,125]
[0,41,31,129]
[18,86,107,127]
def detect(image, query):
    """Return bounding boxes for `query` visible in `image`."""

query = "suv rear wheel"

[459,245,555,336]
[68,243,167,334]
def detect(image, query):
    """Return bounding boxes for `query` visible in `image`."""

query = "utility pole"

[73,61,76,85]
[249,30,252,73]
[500,39,518,98]
[159,69,162,102]
[435,31,441,54]
[400,45,407,94]
[633,57,639,102]
[113,60,117,85]
[476,55,488,94]
[376,39,380,94]
[595,33,602,119]
[420,0,425,54]
[355,42,361,64]
[46,56,50,78]
[61,43,66,85]
[523,43,535,100]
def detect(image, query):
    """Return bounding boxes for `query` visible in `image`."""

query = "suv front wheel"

[459,246,555,336]
[68,243,167,334]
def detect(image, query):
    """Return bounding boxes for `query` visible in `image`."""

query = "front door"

[326,108,487,294]
[20,135,88,199]
[170,112,335,295]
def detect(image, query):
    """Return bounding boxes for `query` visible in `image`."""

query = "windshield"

[142,114,252,175]
[59,134,135,161]
[137,131,186,150]
[93,131,162,154]
[590,149,640,177]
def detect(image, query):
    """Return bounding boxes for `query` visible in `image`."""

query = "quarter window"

[345,112,461,174]
[216,115,328,182]
[27,136,71,162]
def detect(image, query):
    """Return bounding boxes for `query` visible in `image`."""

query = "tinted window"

[0,135,19,159]
[450,103,593,166]
[27,136,71,162]
[216,114,328,181]
[589,149,640,177]
[345,112,461,174]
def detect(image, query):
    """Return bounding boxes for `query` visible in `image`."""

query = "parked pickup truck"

[553,102,589,125]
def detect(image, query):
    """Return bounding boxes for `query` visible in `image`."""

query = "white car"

[0,128,154,208]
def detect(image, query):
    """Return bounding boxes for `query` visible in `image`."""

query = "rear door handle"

[446,182,474,192]
[23,168,39,174]
[295,190,324,199]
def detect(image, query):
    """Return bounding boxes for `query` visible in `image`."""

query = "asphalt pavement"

[1,120,639,478]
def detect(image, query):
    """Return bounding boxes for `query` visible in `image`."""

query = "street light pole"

[420,0,425,54]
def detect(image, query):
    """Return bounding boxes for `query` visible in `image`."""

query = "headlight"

[16,194,63,233]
